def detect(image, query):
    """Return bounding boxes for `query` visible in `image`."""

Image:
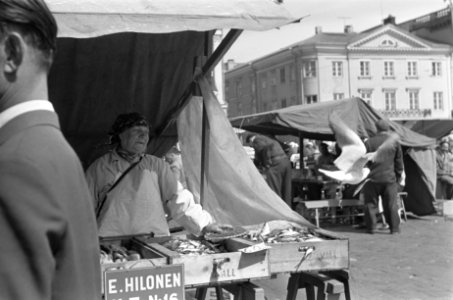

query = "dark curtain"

[48,31,206,169]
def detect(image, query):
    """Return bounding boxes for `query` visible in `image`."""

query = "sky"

[224,0,449,63]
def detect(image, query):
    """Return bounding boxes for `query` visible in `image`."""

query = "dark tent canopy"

[231,98,437,215]
[399,119,453,140]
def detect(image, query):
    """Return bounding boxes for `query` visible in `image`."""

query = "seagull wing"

[318,169,346,182]
[328,112,366,172]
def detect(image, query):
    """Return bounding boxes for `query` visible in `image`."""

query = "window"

[270,70,277,85]
[384,61,394,77]
[281,98,287,108]
[289,65,296,81]
[305,95,317,104]
[434,92,444,110]
[280,67,286,83]
[407,61,418,77]
[408,90,419,110]
[260,73,267,89]
[360,61,370,76]
[333,93,344,100]
[359,89,372,105]
[432,62,442,76]
[332,61,343,77]
[384,91,396,110]
[303,61,316,78]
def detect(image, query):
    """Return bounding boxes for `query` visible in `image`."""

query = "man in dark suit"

[363,120,404,234]
[0,1,101,299]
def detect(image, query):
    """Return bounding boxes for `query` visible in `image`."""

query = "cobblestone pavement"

[254,213,453,300]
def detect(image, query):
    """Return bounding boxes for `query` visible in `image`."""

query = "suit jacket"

[0,110,101,300]
[365,131,404,183]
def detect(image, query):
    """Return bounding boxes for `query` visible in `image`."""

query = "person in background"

[165,145,187,188]
[86,112,229,237]
[362,120,404,234]
[246,133,292,207]
[436,140,453,199]
[315,142,336,175]
[0,1,101,299]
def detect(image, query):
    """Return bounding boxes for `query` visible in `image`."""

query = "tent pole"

[299,133,304,169]
[155,29,243,142]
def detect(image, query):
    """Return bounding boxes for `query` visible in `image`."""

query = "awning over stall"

[48,0,296,37]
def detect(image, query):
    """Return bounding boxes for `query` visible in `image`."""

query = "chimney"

[344,25,353,33]
[383,15,396,25]
[315,26,322,34]
[224,59,236,71]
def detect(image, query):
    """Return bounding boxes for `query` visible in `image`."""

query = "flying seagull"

[318,113,400,190]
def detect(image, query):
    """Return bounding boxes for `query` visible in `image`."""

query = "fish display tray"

[228,230,349,274]
[135,235,270,287]
[99,235,168,294]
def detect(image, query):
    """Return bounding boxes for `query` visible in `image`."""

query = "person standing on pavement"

[246,133,292,207]
[0,1,101,299]
[363,120,404,234]
[436,140,453,199]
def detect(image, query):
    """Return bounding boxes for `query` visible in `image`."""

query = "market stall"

[46,1,350,298]
[230,98,438,216]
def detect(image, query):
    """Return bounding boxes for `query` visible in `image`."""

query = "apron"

[97,167,169,237]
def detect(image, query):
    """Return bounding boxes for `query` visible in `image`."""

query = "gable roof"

[348,23,450,51]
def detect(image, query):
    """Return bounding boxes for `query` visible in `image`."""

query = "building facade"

[225,19,452,120]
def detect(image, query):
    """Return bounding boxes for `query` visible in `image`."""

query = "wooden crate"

[228,231,349,274]
[99,235,168,294]
[135,236,270,287]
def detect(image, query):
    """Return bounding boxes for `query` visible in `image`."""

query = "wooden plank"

[300,199,364,209]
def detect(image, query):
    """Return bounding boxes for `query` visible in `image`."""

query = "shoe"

[366,229,376,234]
[390,230,400,234]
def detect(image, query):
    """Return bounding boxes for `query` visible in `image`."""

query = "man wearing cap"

[363,119,404,234]
[0,0,100,299]
[86,112,226,237]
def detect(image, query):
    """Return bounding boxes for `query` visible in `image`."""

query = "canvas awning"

[47,0,297,38]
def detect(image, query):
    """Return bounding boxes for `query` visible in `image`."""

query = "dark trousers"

[363,181,400,233]
[265,157,292,207]
[437,175,453,199]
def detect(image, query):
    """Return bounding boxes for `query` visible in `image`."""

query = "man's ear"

[3,32,24,75]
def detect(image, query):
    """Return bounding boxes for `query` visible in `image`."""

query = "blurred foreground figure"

[0,1,101,299]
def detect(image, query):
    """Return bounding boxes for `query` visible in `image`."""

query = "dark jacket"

[365,131,404,183]
[251,135,287,168]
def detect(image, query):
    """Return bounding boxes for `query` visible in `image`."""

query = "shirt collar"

[0,100,55,130]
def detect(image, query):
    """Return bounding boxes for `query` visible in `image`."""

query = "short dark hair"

[0,0,57,70]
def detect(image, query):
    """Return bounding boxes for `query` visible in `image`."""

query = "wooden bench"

[296,198,364,227]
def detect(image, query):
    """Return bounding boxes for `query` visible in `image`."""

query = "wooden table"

[296,198,364,227]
